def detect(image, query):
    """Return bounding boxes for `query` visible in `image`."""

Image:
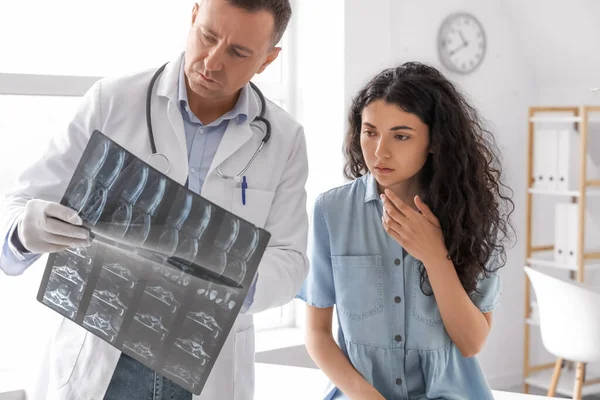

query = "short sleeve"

[295,195,336,308]
[470,255,503,313]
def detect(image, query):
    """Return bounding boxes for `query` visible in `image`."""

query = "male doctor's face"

[185,0,281,101]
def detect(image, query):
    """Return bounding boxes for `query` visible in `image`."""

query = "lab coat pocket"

[331,255,384,320]
[232,188,275,228]
[51,318,87,389]
[233,325,255,400]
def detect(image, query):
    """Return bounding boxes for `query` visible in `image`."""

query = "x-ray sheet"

[37,129,271,395]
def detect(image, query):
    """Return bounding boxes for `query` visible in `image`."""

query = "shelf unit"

[528,187,600,197]
[523,106,600,397]
[526,250,600,272]
[525,368,600,398]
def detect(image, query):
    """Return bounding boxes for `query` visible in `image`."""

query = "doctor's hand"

[381,190,448,267]
[16,199,92,254]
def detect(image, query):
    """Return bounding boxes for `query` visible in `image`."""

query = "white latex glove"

[17,199,92,254]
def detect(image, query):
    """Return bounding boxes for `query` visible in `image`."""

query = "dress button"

[198,127,205,134]
[394,335,402,342]
[190,167,197,174]
[396,378,402,385]
[394,296,401,303]
[394,258,401,265]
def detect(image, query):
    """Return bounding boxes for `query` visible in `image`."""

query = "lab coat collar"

[208,82,263,177]
[156,53,184,99]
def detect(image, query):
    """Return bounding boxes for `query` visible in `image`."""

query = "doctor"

[0,0,309,399]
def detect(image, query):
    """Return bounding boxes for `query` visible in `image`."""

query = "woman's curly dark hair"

[344,62,515,296]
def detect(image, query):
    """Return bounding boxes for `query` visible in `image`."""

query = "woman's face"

[360,99,431,189]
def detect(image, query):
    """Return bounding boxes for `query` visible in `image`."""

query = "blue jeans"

[104,353,193,400]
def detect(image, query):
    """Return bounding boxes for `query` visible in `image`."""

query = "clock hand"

[458,30,468,46]
[449,42,467,56]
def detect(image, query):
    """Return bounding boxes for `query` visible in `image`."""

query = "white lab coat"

[0,53,309,400]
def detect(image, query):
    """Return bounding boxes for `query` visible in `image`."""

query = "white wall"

[504,0,600,107]
[343,0,394,115]
[295,0,398,204]
[294,0,346,206]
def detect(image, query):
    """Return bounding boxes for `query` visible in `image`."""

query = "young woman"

[297,62,514,400]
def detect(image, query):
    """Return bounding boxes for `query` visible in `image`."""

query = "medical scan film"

[37,130,271,395]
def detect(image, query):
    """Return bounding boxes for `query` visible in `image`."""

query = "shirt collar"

[177,57,254,126]
[363,172,380,203]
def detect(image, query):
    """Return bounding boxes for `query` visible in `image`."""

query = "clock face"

[437,12,486,74]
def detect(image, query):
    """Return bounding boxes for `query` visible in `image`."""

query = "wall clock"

[437,12,486,74]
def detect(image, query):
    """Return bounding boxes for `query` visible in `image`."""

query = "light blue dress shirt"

[177,58,254,193]
[296,173,502,400]
[2,58,258,310]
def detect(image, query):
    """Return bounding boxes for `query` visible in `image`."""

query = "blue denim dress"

[296,173,501,400]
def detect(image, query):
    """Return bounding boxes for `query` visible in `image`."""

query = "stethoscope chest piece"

[147,153,171,174]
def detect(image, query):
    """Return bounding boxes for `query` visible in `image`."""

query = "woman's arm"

[305,305,385,400]
[424,257,492,358]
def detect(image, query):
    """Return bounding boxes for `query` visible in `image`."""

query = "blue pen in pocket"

[242,176,248,206]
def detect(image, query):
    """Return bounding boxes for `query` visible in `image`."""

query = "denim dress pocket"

[411,268,443,327]
[331,255,384,320]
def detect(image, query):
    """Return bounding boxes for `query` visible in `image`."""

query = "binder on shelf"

[554,203,568,264]
[564,203,600,267]
[533,129,549,190]
[556,128,600,192]
[566,204,578,266]
[543,129,559,191]
[557,129,575,192]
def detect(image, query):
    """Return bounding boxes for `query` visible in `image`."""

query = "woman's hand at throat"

[380,189,449,268]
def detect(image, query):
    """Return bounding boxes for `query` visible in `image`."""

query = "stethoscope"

[145,62,271,182]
